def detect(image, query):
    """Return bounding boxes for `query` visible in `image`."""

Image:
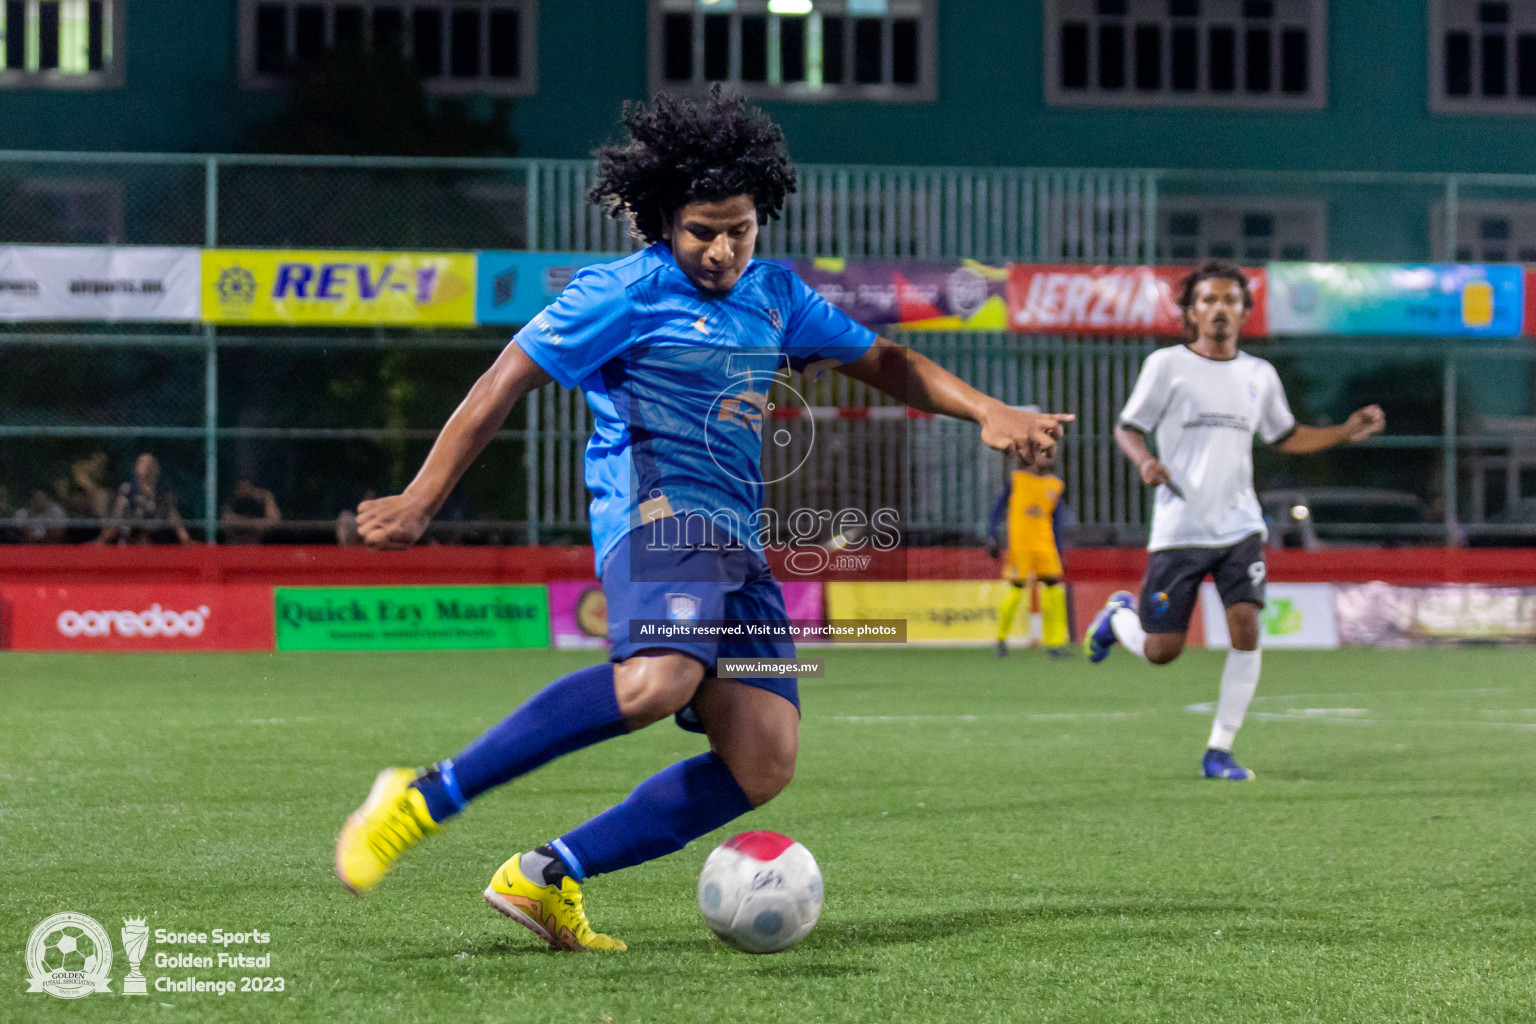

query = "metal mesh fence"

[0,151,1532,546]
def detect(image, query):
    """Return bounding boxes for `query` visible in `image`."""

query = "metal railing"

[4,151,1536,546]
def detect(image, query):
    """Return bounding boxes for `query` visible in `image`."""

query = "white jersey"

[1119,345,1296,551]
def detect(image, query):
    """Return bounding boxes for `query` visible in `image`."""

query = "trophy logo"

[24,912,114,999]
[120,917,149,995]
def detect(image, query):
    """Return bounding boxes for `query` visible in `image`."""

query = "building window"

[1046,0,1327,109]
[1433,201,1536,260]
[1158,197,1326,261]
[650,0,936,102]
[0,0,121,87]
[1431,0,1536,112]
[240,0,537,95]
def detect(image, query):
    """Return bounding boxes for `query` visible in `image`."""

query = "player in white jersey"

[1084,261,1385,780]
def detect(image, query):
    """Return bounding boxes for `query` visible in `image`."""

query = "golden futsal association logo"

[25,912,115,999]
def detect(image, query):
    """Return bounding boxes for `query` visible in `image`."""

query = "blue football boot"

[1083,590,1136,663]
[1202,748,1255,781]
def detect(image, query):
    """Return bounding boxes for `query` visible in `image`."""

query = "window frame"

[238,0,538,96]
[1432,199,1536,261]
[0,0,125,90]
[1044,0,1329,111]
[647,0,937,103]
[1428,0,1536,115]
[1156,195,1328,262]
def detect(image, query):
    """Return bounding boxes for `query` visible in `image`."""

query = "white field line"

[1184,700,1536,731]
[831,711,1152,724]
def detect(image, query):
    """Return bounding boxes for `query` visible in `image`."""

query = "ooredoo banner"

[1200,582,1339,650]
[0,584,274,651]
[1007,264,1269,336]
[0,245,202,322]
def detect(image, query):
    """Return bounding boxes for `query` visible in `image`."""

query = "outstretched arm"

[1114,425,1173,487]
[1275,404,1385,455]
[358,343,553,550]
[838,337,1073,462]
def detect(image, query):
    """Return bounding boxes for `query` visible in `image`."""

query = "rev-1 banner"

[0,245,202,322]
[1007,264,1268,336]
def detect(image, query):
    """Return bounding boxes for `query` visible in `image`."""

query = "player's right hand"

[1138,458,1173,487]
[356,493,433,551]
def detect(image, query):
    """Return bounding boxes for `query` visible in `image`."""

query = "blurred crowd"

[0,451,278,545]
[0,451,498,546]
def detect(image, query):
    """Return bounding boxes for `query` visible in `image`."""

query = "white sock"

[1208,648,1262,751]
[1110,607,1147,658]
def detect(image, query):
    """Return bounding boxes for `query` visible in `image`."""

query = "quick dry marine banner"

[202,250,476,326]
[1267,263,1524,337]
[274,586,550,651]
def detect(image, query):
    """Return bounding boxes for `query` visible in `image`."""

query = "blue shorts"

[602,519,798,733]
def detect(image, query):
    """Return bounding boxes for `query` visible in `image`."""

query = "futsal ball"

[698,831,823,953]
[41,926,98,974]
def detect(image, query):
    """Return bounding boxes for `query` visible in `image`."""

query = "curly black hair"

[589,86,797,245]
[1176,260,1253,313]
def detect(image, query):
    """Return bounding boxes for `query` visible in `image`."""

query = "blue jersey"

[514,243,877,573]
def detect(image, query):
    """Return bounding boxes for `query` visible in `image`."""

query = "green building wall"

[3,2,1536,174]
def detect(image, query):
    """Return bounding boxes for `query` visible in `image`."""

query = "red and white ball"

[698,831,823,953]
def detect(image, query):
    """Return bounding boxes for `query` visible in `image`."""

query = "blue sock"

[552,752,754,880]
[412,663,626,822]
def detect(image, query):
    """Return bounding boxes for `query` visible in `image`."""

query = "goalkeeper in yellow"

[988,448,1073,657]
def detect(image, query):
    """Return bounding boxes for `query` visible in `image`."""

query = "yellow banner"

[824,580,1029,644]
[202,250,476,326]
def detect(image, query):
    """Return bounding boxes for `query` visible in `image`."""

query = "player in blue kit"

[334,88,1073,950]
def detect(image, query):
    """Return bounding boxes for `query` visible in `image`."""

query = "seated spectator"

[57,452,111,543]
[221,478,282,544]
[98,453,191,545]
[15,489,67,543]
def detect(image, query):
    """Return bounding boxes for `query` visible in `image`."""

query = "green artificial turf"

[3,646,1535,1023]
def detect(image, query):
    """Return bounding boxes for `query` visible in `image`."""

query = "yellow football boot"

[483,854,627,951]
[335,768,440,894]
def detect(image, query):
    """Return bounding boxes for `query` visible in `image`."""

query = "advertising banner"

[476,251,624,325]
[794,258,1011,330]
[549,580,608,650]
[1334,582,1536,645]
[1267,263,1523,337]
[1200,582,1339,649]
[1007,264,1268,336]
[0,584,274,651]
[824,580,1029,644]
[274,585,549,651]
[202,250,476,326]
[549,579,825,649]
[0,246,201,322]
